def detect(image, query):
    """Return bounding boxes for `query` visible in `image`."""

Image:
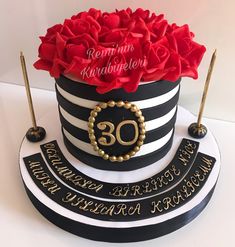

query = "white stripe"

[63,127,173,158]
[56,84,179,110]
[59,105,177,132]
[60,106,88,130]
[146,106,177,131]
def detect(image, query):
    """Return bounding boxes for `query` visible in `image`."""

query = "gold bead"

[130,105,138,112]
[123,154,130,160]
[98,149,105,156]
[88,116,96,123]
[124,102,131,109]
[117,156,124,162]
[139,123,146,128]
[94,106,101,112]
[89,134,96,141]
[93,146,99,151]
[103,154,109,160]
[91,111,98,117]
[135,110,142,117]
[129,150,136,157]
[88,128,94,134]
[100,102,107,109]
[107,100,115,107]
[139,134,146,141]
[138,116,145,123]
[140,128,146,135]
[88,122,94,128]
[90,140,97,146]
[116,101,125,107]
[137,140,144,146]
[109,156,117,162]
[134,146,140,152]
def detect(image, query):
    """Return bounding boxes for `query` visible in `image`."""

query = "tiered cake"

[19,8,220,242]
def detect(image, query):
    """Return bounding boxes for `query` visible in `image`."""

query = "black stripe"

[59,107,177,144]
[62,128,174,171]
[56,85,180,122]
[55,75,181,101]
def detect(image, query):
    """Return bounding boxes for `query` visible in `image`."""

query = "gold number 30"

[97,120,139,146]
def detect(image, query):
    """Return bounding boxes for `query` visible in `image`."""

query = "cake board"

[19,105,220,242]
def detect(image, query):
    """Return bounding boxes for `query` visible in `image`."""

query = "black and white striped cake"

[55,75,180,171]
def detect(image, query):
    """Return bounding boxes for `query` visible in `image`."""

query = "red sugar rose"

[34,8,206,93]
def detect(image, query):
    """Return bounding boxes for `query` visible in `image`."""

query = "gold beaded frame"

[88,100,146,162]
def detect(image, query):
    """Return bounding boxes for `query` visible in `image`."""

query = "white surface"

[0,82,234,246]
[0,0,235,121]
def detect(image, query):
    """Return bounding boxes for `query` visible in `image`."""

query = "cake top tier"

[34,8,206,94]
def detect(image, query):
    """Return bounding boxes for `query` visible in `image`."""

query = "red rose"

[171,25,206,79]
[99,29,127,48]
[142,41,170,81]
[142,37,181,82]
[71,8,101,21]
[80,37,145,93]
[115,8,132,27]
[131,8,150,21]
[34,31,95,78]
[127,17,150,42]
[147,19,169,42]
[63,14,101,40]
[85,53,143,94]
[100,13,121,29]
[34,8,206,93]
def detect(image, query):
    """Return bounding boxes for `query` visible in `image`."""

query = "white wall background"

[0,0,234,121]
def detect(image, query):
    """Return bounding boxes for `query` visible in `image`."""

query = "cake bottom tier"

[19,106,221,243]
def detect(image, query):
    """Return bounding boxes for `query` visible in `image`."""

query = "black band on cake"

[22,180,216,242]
[55,75,181,101]
[22,152,216,221]
[56,85,180,122]
[40,139,199,199]
[62,129,174,171]
[59,107,177,144]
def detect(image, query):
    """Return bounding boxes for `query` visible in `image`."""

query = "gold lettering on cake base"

[178,141,197,166]
[172,191,185,205]
[131,185,143,196]
[42,144,104,193]
[109,165,181,198]
[151,201,163,213]
[150,156,214,215]
[28,160,61,195]
[61,192,141,217]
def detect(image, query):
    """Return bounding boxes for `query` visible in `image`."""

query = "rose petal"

[38,43,56,61]
[34,59,52,71]
[103,13,120,29]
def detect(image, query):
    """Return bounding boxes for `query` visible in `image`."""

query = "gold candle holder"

[20,51,46,142]
[188,49,217,139]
